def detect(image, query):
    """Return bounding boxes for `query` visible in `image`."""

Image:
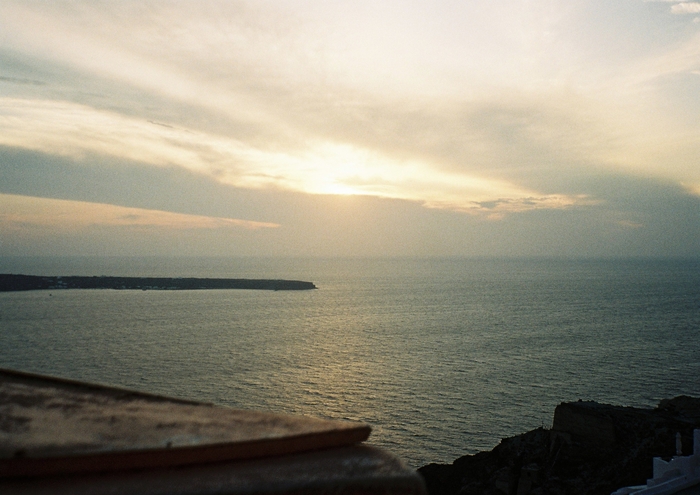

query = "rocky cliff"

[418,396,700,495]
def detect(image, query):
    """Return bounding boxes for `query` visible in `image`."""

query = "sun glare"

[0,97,595,215]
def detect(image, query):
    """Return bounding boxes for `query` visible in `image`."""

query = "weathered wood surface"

[0,369,370,477]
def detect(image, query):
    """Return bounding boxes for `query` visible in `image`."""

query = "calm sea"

[1,257,699,468]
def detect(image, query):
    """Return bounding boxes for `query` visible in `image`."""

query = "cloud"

[462,195,598,219]
[0,154,697,257]
[671,3,700,14]
[0,97,593,214]
[0,0,699,258]
[0,193,279,231]
[645,0,700,15]
[0,75,45,86]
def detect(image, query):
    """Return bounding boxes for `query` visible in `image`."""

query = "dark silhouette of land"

[0,274,317,292]
[419,396,700,495]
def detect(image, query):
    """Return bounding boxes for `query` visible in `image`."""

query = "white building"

[613,430,700,495]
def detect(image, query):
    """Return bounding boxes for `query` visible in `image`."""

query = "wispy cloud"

[459,195,598,220]
[0,75,45,86]
[0,193,279,231]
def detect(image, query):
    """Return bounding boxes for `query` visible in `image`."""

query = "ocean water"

[1,256,699,468]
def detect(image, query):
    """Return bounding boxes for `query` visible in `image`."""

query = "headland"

[0,274,317,292]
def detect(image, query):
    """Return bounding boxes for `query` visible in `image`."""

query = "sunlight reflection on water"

[1,257,699,467]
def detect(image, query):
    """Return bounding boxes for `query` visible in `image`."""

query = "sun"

[294,142,380,197]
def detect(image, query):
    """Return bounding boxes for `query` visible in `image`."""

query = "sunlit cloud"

[0,97,591,214]
[0,193,279,231]
[455,195,598,220]
[0,98,253,176]
[682,182,700,195]
[0,0,699,257]
[0,1,697,257]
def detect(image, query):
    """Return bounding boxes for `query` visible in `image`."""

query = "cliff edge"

[418,396,700,495]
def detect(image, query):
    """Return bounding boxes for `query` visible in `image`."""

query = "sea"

[1,256,699,469]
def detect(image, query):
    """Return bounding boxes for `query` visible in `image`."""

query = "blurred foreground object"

[0,368,425,495]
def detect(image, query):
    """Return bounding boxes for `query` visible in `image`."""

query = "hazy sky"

[1,0,698,257]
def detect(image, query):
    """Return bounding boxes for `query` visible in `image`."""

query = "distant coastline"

[0,274,317,292]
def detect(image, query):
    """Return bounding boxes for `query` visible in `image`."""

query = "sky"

[0,0,699,257]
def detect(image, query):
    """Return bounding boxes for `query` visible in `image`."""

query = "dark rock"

[418,396,700,495]
[552,401,617,447]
